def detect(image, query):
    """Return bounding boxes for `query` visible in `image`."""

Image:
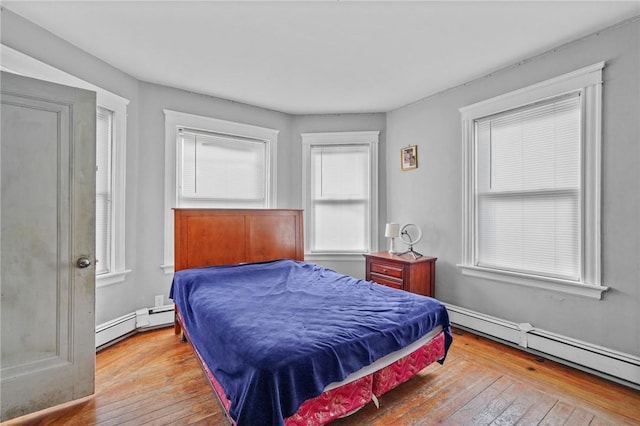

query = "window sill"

[457,264,609,300]
[96,269,132,288]
[161,264,174,275]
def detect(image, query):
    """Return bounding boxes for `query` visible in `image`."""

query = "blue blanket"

[170,259,451,425]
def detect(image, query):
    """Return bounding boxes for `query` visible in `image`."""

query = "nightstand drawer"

[370,273,403,290]
[370,262,404,279]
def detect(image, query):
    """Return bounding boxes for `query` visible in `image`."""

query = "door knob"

[77,257,92,268]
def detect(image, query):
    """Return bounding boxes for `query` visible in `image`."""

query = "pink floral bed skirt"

[372,331,446,397]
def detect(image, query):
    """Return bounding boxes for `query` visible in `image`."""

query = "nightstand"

[363,251,437,297]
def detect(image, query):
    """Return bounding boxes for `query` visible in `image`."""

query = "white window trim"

[458,62,608,299]
[162,110,279,274]
[301,131,379,259]
[1,45,131,287]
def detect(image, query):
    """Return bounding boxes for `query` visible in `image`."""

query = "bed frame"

[173,208,446,425]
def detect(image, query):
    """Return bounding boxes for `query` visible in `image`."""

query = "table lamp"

[384,222,400,254]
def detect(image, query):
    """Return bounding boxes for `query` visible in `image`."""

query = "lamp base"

[388,237,398,254]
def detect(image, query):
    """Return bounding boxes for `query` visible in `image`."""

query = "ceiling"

[4,1,639,115]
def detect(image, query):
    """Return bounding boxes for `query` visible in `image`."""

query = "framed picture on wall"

[401,145,418,171]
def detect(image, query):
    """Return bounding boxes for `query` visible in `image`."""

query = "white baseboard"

[95,304,174,350]
[445,303,640,389]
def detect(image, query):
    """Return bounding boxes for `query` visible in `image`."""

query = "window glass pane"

[312,201,367,252]
[95,107,113,275]
[180,131,266,204]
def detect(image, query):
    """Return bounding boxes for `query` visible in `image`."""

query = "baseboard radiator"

[445,304,640,390]
[95,304,175,350]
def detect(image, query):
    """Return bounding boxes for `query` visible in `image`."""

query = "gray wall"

[4,7,638,359]
[1,7,387,321]
[1,8,142,325]
[290,114,387,278]
[135,82,294,310]
[135,89,387,306]
[386,19,640,356]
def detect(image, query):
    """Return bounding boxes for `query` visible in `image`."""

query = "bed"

[170,208,452,425]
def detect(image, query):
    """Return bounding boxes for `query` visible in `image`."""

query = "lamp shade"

[384,222,400,238]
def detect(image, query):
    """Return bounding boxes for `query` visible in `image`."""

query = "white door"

[1,71,96,421]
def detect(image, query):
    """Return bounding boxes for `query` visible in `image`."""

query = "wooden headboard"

[174,209,304,271]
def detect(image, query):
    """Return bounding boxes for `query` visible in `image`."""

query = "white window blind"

[178,129,267,208]
[95,106,113,276]
[310,145,369,252]
[475,93,581,280]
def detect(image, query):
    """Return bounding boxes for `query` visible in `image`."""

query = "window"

[1,45,130,286]
[163,110,278,273]
[96,107,114,275]
[93,95,128,287]
[459,62,607,299]
[302,131,379,258]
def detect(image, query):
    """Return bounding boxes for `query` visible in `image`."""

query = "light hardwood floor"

[5,327,639,425]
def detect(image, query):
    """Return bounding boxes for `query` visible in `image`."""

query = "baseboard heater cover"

[445,303,640,389]
[95,312,137,349]
[95,304,175,349]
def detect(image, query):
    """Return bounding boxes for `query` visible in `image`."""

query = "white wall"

[386,19,640,357]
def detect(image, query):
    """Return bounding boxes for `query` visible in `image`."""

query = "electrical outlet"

[154,295,164,307]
